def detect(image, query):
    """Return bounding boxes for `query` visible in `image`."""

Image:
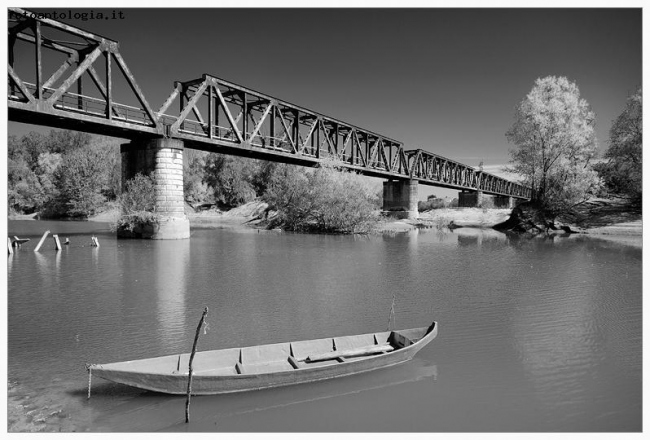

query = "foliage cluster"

[263,160,380,233]
[418,198,446,211]
[594,87,642,204]
[506,76,600,215]
[8,130,120,217]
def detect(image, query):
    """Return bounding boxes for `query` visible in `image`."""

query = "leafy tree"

[263,160,379,233]
[8,157,43,213]
[49,141,114,217]
[506,76,600,213]
[595,87,642,202]
[183,149,212,206]
[250,161,280,196]
[204,153,258,207]
[8,129,114,215]
[8,130,91,168]
[35,152,63,202]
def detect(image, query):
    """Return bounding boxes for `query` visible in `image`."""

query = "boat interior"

[101,326,432,376]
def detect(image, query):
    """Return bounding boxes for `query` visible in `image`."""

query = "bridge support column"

[494,195,514,209]
[382,179,418,219]
[458,190,484,208]
[121,138,190,239]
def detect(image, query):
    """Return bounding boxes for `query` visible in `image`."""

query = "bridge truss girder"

[162,74,530,198]
[7,8,531,199]
[8,7,160,137]
[158,74,412,178]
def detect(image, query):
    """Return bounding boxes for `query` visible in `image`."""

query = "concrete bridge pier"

[458,190,484,208]
[121,138,190,239]
[382,179,418,219]
[494,195,515,209]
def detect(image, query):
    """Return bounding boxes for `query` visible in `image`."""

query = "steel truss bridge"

[8,8,530,199]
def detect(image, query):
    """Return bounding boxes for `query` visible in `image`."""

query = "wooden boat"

[88,322,437,395]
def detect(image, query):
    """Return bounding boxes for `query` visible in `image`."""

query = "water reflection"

[453,228,510,247]
[7,220,642,432]
[93,359,438,432]
[153,240,191,353]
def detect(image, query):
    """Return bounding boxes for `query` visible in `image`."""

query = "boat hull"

[89,322,437,395]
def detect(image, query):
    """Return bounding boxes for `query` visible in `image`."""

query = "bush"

[114,172,160,233]
[418,198,445,211]
[263,160,379,233]
[204,154,258,207]
[479,197,495,209]
[120,172,156,214]
[114,211,160,234]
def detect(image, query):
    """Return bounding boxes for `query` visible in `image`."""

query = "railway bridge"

[8,8,530,238]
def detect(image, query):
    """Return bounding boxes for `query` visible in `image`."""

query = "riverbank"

[185,200,641,247]
[7,380,85,433]
[10,198,641,244]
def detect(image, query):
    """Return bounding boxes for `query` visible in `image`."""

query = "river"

[6,220,642,432]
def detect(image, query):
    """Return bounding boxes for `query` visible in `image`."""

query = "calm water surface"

[7,220,642,432]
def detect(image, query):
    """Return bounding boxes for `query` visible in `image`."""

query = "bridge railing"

[11,82,155,127]
[8,7,160,134]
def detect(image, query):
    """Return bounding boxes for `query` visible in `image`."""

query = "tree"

[50,141,114,217]
[36,152,63,202]
[7,129,119,216]
[204,154,258,207]
[263,160,380,233]
[596,87,642,202]
[8,157,43,214]
[183,149,212,206]
[506,76,600,213]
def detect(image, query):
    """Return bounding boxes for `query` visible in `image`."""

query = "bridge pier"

[494,195,515,209]
[382,179,418,219]
[458,190,484,208]
[121,138,190,239]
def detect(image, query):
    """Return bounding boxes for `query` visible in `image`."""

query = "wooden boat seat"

[306,344,394,362]
[235,360,295,375]
[189,365,237,376]
[298,358,342,369]
[334,334,377,351]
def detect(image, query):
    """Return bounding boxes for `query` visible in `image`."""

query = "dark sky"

[8,8,642,184]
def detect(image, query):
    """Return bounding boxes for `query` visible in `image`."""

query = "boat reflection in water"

[90,356,438,431]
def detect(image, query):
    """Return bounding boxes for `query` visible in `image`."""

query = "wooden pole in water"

[8,237,13,255]
[53,235,62,250]
[386,293,396,331]
[185,307,208,423]
[34,230,50,252]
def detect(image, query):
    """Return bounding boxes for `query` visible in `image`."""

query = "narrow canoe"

[88,321,437,395]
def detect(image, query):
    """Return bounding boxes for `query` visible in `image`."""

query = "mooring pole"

[34,230,50,252]
[386,293,396,331]
[86,364,93,399]
[185,306,208,423]
[53,234,62,251]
